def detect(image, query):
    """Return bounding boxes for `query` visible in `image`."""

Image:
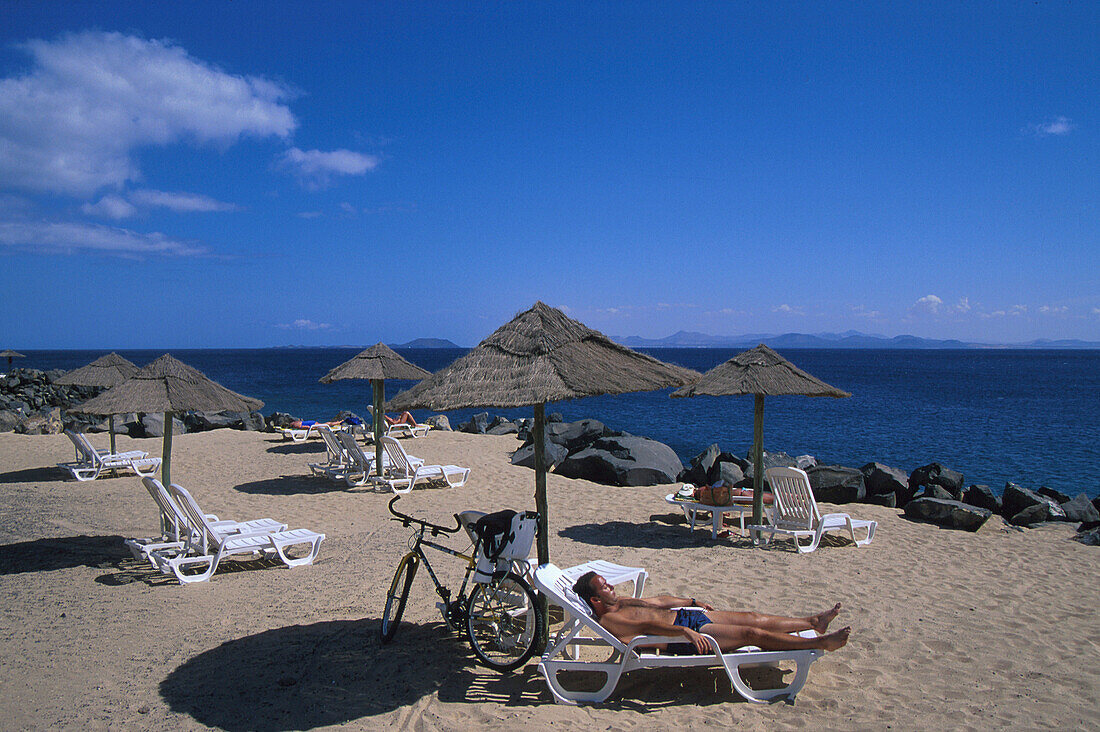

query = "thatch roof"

[0,350,25,358]
[54,352,140,388]
[72,353,263,415]
[319,342,431,383]
[388,301,700,410]
[671,344,850,399]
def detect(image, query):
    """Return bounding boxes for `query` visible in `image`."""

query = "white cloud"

[280,147,379,188]
[297,211,323,219]
[954,296,971,313]
[1039,305,1068,315]
[1092,307,1100,317]
[81,195,136,219]
[911,294,943,314]
[851,305,882,319]
[276,319,332,330]
[0,220,205,256]
[130,189,239,213]
[0,31,296,196]
[339,201,358,215]
[982,305,1027,319]
[772,304,804,315]
[1029,116,1075,137]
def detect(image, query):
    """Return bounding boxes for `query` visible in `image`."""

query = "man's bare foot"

[820,626,851,652]
[811,603,842,633]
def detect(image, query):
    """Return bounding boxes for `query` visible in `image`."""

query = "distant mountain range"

[390,338,462,349]
[611,330,1100,349]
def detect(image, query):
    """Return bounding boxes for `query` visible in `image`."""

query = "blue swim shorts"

[666,608,713,655]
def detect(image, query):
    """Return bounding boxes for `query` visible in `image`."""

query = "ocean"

[19,348,1100,498]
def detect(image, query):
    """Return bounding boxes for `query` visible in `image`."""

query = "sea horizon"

[16,347,1100,499]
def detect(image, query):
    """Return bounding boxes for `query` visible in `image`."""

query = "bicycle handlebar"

[386,495,461,535]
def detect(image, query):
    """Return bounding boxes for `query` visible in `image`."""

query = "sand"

[0,428,1097,730]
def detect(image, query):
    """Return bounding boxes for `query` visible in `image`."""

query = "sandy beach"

[0,427,1096,730]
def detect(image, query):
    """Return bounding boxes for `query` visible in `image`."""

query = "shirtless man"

[573,571,850,655]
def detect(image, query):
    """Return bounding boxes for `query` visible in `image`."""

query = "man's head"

[572,571,617,616]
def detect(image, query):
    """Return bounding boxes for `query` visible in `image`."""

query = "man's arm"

[619,595,714,611]
[599,613,710,654]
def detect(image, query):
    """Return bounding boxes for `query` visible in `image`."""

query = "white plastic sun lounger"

[533,563,824,705]
[370,436,469,493]
[278,422,348,443]
[748,467,877,554]
[125,477,287,561]
[308,425,357,479]
[58,430,161,481]
[383,421,430,439]
[335,430,406,487]
[149,483,324,584]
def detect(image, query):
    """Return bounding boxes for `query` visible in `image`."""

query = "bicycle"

[379,495,545,672]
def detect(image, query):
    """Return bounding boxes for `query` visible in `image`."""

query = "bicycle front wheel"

[465,572,544,672]
[380,552,418,644]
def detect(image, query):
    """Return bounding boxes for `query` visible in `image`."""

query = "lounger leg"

[540,661,625,705]
[165,554,219,583]
[271,535,323,568]
[721,651,819,703]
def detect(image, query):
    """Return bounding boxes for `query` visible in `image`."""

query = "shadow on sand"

[0,466,73,484]
[557,516,721,550]
[160,618,552,730]
[0,534,130,574]
[235,475,350,496]
[266,442,327,456]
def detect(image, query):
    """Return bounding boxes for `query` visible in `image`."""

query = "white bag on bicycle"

[473,510,538,582]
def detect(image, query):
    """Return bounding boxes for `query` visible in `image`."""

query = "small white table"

[665,494,755,539]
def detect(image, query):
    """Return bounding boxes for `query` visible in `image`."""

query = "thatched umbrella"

[71,354,263,489]
[55,352,141,454]
[1,350,25,369]
[388,302,699,571]
[672,344,850,528]
[319,342,431,475]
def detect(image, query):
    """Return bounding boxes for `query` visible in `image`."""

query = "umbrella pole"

[108,415,116,455]
[751,394,765,530]
[533,402,549,650]
[161,411,174,535]
[372,379,384,476]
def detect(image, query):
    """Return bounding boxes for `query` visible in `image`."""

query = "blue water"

[18,348,1100,498]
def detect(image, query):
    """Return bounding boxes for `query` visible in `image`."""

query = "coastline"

[1,429,1096,729]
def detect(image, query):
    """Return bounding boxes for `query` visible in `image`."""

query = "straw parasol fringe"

[389,302,699,411]
[55,353,141,454]
[320,343,431,475]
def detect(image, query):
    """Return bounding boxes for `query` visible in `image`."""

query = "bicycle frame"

[401,522,480,614]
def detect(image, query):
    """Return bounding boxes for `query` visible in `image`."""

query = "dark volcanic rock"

[861,463,909,498]
[962,484,1002,514]
[743,450,796,479]
[908,463,964,501]
[1072,527,1100,546]
[552,419,607,451]
[487,419,519,435]
[1010,503,1050,526]
[806,465,866,504]
[1060,494,1100,523]
[141,413,187,437]
[921,485,955,501]
[904,497,993,531]
[710,460,745,487]
[864,492,897,508]
[425,415,451,431]
[1001,483,1045,518]
[510,438,568,470]
[1037,487,1072,505]
[680,444,721,485]
[556,435,683,487]
[459,412,490,434]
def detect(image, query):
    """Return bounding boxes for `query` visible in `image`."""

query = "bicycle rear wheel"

[465,572,544,672]
[380,553,418,644]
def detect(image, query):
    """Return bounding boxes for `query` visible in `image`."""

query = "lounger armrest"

[223,530,279,542]
[624,632,723,659]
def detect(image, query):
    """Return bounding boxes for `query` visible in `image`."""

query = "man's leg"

[703,603,841,634]
[700,623,851,652]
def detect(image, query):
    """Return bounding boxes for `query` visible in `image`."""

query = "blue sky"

[1,2,1096,348]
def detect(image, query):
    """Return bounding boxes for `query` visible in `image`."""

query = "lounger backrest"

[66,430,102,467]
[765,467,821,530]
[533,564,629,652]
[381,436,413,477]
[336,430,368,467]
[317,426,347,462]
[168,483,224,552]
[142,477,188,540]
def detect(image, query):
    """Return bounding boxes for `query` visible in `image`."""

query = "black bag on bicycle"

[473,510,538,581]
